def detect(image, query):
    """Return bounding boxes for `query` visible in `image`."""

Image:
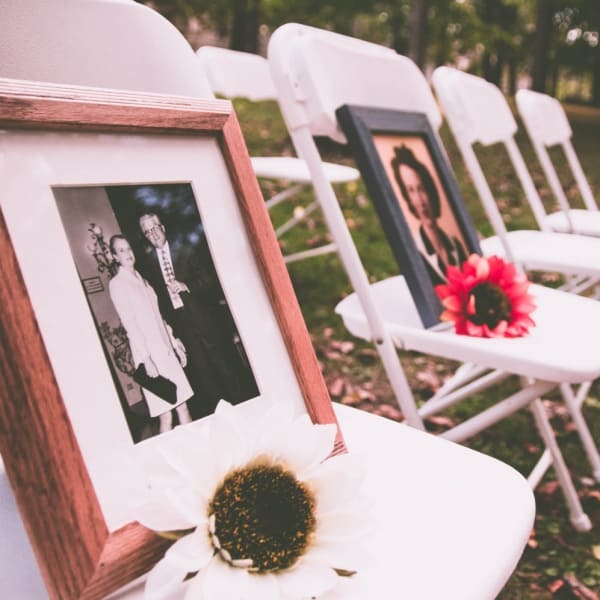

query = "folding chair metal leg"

[530,399,592,532]
[527,449,553,490]
[528,381,598,488]
[441,380,556,442]
[419,369,510,418]
[264,183,305,209]
[275,199,320,237]
[559,382,600,481]
[427,362,486,400]
[283,242,338,264]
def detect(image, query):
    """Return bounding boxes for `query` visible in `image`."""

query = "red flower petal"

[434,254,536,339]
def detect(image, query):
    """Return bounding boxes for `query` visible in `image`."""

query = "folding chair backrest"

[432,67,551,235]
[270,25,517,259]
[269,23,456,427]
[196,46,278,101]
[1,0,212,97]
[516,89,597,213]
[270,24,440,144]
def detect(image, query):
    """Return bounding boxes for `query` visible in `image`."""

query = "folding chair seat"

[0,3,538,599]
[516,88,600,236]
[268,22,600,532]
[431,67,600,293]
[196,45,360,264]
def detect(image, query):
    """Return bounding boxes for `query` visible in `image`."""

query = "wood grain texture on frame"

[0,77,342,599]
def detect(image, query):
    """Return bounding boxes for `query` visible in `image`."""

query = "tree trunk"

[389,1,408,55]
[531,0,553,92]
[507,57,517,96]
[592,49,600,106]
[408,0,430,70]
[230,0,261,53]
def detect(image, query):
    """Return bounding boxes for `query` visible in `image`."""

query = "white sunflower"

[135,399,370,600]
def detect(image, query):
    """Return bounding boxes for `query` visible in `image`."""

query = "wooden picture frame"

[336,105,481,328]
[0,78,342,600]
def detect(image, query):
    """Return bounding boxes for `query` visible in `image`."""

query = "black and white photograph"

[54,183,259,443]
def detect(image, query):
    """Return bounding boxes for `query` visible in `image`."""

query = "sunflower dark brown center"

[208,461,316,573]
[468,282,512,329]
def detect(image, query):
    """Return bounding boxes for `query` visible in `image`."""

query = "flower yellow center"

[208,460,316,573]
[468,282,512,329]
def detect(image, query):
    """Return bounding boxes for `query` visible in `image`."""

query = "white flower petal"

[249,400,296,450]
[278,558,338,598]
[193,556,249,600]
[308,455,366,515]
[244,572,279,600]
[316,509,371,539]
[165,528,214,572]
[134,493,197,532]
[163,486,207,526]
[182,564,209,600]
[265,418,337,475]
[206,404,250,472]
[160,443,210,485]
[135,399,371,600]
[144,556,188,600]
[308,537,372,571]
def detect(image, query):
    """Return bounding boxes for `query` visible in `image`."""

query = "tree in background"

[407,0,430,69]
[143,0,600,104]
[531,0,555,92]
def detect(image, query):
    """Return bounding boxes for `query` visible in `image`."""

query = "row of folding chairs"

[0,2,597,598]
[231,24,600,531]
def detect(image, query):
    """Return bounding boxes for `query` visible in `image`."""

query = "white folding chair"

[268,22,600,531]
[0,3,538,599]
[432,66,600,294]
[196,45,360,264]
[516,88,600,235]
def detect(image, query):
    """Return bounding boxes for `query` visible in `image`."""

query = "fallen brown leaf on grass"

[537,480,561,496]
[328,377,345,397]
[416,370,441,391]
[561,573,599,600]
[426,415,456,428]
[329,339,355,354]
[528,528,538,549]
[372,404,403,421]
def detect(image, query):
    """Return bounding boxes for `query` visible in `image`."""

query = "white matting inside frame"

[0,128,306,530]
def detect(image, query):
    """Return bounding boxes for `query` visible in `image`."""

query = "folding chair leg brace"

[264,183,305,209]
[529,381,595,488]
[440,378,592,532]
[530,399,592,531]
[440,379,555,443]
[419,369,510,418]
[283,242,338,264]
[559,382,600,480]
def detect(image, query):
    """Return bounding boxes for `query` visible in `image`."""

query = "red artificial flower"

[435,254,536,338]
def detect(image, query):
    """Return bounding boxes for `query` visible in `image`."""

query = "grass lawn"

[233,96,600,599]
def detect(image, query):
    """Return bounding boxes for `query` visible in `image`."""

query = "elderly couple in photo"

[108,213,256,434]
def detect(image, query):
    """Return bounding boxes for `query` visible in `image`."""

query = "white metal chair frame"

[516,88,599,236]
[432,67,600,297]
[268,23,600,531]
[431,69,600,489]
[196,45,360,264]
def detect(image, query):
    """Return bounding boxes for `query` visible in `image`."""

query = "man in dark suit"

[137,212,258,419]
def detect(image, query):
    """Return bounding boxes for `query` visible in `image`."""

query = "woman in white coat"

[108,234,193,434]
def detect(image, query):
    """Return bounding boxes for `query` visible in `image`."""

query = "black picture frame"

[336,105,481,328]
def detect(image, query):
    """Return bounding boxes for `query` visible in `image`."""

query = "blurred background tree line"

[143,0,599,104]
